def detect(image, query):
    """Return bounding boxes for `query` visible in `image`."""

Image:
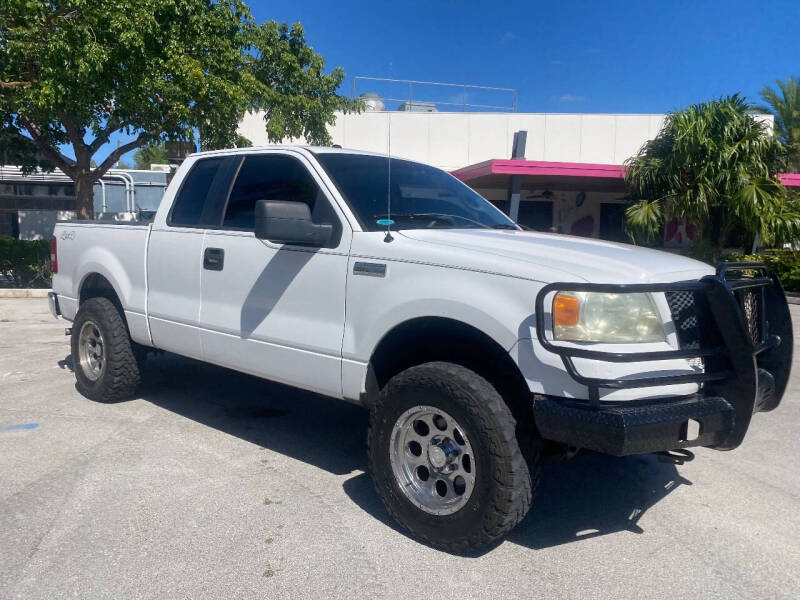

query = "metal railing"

[351,76,518,112]
[0,166,167,214]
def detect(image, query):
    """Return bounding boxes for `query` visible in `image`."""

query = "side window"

[169,157,225,227]
[223,154,336,230]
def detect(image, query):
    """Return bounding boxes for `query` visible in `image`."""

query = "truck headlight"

[552,291,666,343]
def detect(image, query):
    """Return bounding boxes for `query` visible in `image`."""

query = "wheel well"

[79,273,124,318]
[369,317,533,429]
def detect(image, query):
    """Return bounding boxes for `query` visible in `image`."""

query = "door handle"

[203,247,224,271]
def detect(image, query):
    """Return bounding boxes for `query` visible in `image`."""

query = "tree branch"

[18,117,76,177]
[61,113,90,168]
[46,5,77,26]
[0,79,34,88]
[88,116,132,154]
[92,132,156,179]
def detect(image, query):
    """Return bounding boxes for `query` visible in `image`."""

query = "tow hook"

[655,449,695,465]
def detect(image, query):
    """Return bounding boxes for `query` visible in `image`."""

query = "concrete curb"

[785,292,800,305]
[0,289,51,298]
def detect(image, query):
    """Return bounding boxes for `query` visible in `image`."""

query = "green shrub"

[0,239,52,288]
[726,249,800,293]
[687,239,718,264]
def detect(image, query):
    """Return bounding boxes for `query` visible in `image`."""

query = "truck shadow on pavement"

[507,452,691,551]
[68,351,693,554]
[343,452,691,554]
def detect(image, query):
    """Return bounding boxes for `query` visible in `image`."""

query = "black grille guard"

[534,262,793,450]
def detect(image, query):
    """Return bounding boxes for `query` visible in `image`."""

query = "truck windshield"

[314,153,518,232]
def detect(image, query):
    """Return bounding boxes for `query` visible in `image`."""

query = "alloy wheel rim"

[78,320,105,381]
[389,405,476,515]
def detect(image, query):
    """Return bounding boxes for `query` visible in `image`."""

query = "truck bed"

[51,221,152,345]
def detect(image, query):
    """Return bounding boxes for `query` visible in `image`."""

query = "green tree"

[133,143,168,170]
[624,94,800,261]
[0,1,357,219]
[234,134,252,148]
[758,77,800,171]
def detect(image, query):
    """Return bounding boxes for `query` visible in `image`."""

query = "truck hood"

[398,229,714,283]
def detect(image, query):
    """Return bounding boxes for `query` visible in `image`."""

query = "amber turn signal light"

[553,293,580,327]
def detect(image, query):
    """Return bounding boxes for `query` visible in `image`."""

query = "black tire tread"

[368,361,539,553]
[72,297,141,402]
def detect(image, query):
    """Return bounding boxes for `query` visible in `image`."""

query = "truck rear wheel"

[71,297,141,402]
[368,362,536,553]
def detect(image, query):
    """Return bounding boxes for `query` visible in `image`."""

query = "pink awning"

[451,159,800,187]
[780,173,800,187]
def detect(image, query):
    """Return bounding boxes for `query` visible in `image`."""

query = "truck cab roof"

[188,144,390,160]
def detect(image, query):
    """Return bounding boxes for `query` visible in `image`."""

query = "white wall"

[238,111,775,172]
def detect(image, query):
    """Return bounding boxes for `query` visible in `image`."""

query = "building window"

[518,201,554,232]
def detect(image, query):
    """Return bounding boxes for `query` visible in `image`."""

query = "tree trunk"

[74,176,95,220]
[706,208,725,264]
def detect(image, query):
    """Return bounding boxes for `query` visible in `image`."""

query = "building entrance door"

[599,203,627,242]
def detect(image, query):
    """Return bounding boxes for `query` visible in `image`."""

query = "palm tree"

[624,94,800,261]
[759,77,800,171]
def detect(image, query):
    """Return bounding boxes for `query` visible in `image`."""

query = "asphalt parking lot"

[1,297,799,599]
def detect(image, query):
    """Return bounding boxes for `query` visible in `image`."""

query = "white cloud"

[500,31,517,45]
[557,94,586,103]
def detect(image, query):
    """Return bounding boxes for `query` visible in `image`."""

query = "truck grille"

[735,288,763,344]
[665,288,764,348]
[665,290,704,350]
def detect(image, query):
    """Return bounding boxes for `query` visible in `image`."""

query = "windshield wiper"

[491,223,520,230]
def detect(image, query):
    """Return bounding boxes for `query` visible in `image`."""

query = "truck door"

[147,156,237,359]
[198,151,351,398]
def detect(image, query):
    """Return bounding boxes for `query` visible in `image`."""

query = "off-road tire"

[368,362,538,553]
[71,297,141,402]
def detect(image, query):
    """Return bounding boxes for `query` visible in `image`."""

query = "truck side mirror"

[254,200,333,247]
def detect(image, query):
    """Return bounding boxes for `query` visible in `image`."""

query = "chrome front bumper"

[47,292,61,318]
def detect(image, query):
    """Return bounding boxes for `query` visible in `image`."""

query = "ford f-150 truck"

[49,146,793,552]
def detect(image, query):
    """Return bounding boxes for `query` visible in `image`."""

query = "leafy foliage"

[234,134,252,148]
[0,1,358,218]
[248,22,353,147]
[624,94,799,259]
[133,143,168,170]
[758,77,800,171]
[726,249,800,293]
[0,239,51,288]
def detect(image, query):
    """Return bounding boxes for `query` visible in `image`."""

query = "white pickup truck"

[49,146,792,552]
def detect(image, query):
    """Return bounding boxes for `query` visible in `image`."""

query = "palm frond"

[624,94,795,251]
[624,199,663,242]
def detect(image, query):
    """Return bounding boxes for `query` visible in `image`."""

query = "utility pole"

[507,130,526,222]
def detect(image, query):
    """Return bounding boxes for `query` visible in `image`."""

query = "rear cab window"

[168,157,228,228]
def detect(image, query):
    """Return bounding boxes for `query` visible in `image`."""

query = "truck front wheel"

[71,297,141,402]
[367,362,536,553]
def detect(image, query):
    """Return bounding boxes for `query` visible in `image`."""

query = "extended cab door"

[197,151,352,398]
[147,155,237,359]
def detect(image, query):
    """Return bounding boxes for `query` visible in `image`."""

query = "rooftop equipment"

[359,93,385,112]
[397,101,438,113]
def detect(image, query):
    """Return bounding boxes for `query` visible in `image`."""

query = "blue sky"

[110,0,798,164]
